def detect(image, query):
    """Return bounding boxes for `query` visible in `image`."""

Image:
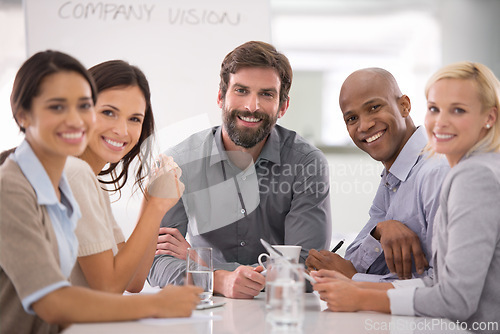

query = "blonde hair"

[424,61,500,156]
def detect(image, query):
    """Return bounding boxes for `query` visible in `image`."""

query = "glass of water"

[265,261,305,330]
[186,247,213,303]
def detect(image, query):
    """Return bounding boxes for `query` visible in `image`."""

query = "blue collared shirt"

[11,140,81,312]
[345,126,450,280]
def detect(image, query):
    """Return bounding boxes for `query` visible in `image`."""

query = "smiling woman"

[82,60,155,194]
[425,78,493,166]
[18,71,95,161]
[83,85,146,175]
[65,60,187,295]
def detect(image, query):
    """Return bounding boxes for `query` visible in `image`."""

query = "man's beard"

[223,106,279,149]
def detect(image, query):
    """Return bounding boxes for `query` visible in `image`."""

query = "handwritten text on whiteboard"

[57,1,241,25]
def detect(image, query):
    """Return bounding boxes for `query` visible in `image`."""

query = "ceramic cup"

[258,245,302,269]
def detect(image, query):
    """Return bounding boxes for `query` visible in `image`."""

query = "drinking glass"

[186,247,213,303]
[265,261,305,330]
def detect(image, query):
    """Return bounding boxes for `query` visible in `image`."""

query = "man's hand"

[372,220,428,279]
[213,266,265,299]
[156,227,191,259]
[306,250,358,278]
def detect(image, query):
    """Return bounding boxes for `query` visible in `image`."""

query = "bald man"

[306,68,450,281]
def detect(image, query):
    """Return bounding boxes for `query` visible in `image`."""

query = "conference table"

[63,290,472,334]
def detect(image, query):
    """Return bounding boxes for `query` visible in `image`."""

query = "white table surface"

[63,291,472,334]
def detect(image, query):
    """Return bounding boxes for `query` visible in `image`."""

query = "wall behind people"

[440,0,500,76]
[273,0,500,147]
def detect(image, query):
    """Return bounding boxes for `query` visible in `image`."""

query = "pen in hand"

[331,239,345,253]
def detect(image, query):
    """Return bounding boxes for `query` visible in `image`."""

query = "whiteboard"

[24,0,271,237]
[24,0,271,148]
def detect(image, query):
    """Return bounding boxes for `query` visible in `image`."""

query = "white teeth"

[104,137,125,148]
[61,132,83,139]
[239,116,260,123]
[366,131,383,143]
[435,133,454,139]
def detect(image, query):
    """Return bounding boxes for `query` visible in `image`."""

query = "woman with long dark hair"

[66,60,185,293]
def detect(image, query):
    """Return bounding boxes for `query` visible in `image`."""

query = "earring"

[486,124,492,129]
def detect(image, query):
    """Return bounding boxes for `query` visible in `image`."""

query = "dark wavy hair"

[219,41,293,108]
[88,60,155,195]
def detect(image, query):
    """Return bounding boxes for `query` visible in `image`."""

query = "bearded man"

[148,41,331,298]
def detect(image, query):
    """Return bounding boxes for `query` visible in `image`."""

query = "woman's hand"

[311,269,363,312]
[153,285,202,318]
[311,269,391,313]
[310,268,352,283]
[146,155,184,200]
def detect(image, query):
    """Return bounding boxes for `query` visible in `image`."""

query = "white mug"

[258,245,302,269]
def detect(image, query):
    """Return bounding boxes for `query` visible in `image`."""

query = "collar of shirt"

[258,126,281,166]
[209,126,282,167]
[382,126,428,189]
[12,140,81,277]
[13,140,61,206]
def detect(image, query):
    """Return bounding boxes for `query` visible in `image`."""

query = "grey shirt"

[148,125,332,287]
[345,127,450,280]
[388,152,500,333]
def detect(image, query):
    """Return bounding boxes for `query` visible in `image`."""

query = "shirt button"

[392,188,397,192]
[240,241,246,247]
[240,209,246,214]
[375,247,380,253]
[242,176,246,180]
